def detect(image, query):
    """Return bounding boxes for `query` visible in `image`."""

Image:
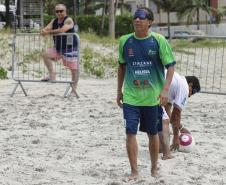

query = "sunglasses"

[55,10,64,13]
[133,9,149,20]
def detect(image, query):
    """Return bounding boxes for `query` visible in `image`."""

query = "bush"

[0,66,7,79]
[115,16,133,37]
[43,14,55,26]
[81,47,117,78]
[82,47,104,78]
[77,15,103,34]
[76,15,133,37]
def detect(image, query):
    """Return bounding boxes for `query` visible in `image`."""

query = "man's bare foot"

[162,155,173,160]
[41,74,56,81]
[50,73,56,81]
[70,91,79,98]
[123,173,139,182]
[41,76,51,81]
[151,167,158,177]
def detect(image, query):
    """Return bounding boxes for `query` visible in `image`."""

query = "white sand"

[0,33,225,184]
[0,77,226,185]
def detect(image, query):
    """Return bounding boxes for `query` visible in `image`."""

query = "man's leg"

[158,131,163,153]
[126,134,139,180]
[62,53,79,95]
[123,104,140,181]
[160,119,172,160]
[148,134,159,177]
[70,69,79,95]
[42,49,56,80]
[159,106,172,159]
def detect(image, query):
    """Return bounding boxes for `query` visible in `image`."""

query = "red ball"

[178,133,195,152]
[179,133,192,146]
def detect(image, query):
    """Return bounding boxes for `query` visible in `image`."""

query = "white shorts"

[162,106,169,120]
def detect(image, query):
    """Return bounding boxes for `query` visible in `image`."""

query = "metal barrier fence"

[172,35,226,95]
[11,32,80,97]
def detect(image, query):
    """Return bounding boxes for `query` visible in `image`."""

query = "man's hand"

[159,88,168,106]
[41,29,49,36]
[117,92,123,108]
[170,135,180,151]
[170,126,190,151]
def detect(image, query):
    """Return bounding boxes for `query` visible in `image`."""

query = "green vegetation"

[17,49,42,75]
[0,28,12,34]
[23,49,42,64]
[0,33,12,79]
[0,67,7,79]
[82,47,117,78]
[171,39,226,48]
[82,47,104,78]
[34,70,43,78]
[80,33,119,78]
[80,32,118,45]
[0,36,11,58]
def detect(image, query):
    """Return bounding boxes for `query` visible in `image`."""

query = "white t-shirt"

[167,71,189,110]
[162,71,189,121]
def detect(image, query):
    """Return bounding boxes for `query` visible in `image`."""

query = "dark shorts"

[123,103,162,135]
[157,106,163,132]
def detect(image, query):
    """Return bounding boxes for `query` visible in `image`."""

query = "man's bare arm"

[170,105,182,150]
[41,18,74,35]
[41,20,54,35]
[117,64,125,107]
[170,106,182,136]
[159,66,174,106]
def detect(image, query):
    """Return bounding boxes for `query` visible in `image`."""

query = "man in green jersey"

[117,7,175,179]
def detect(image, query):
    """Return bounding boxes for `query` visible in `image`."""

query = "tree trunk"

[144,0,149,7]
[121,0,124,15]
[15,0,20,29]
[109,0,115,39]
[40,0,44,28]
[167,10,171,39]
[73,0,77,24]
[20,0,23,29]
[100,0,107,35]
[115,0,118,15]
[73,0,77,18]
[84,0,89,14]
[197,8,200,30]
[5,0,12,28]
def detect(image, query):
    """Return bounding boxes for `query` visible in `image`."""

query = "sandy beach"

[0,76,226,185]
[0,31,226,184]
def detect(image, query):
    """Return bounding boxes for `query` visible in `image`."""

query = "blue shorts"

[123,103,162,135]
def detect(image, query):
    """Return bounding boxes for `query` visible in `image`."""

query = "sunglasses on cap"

[133,9,150,20]
[55,10,64,13]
